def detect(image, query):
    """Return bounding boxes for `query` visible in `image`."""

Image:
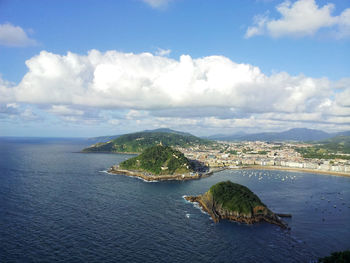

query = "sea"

[0,138,349,263]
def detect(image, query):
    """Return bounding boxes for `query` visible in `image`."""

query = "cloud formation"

[0,49,349,133]
[12,50,338,112]
[0,23,37,47]
[246,0,350,38]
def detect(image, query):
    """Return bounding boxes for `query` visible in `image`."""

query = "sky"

[0,0,349,137]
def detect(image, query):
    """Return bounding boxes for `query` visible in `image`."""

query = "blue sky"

[0,0,349,137]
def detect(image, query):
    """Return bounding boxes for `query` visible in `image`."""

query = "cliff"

[185,181,289,229]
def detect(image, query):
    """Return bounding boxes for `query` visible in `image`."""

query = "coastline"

[183,195,289,229]
[108,165,213,181]
[82,151,139,154]
[238,165,350,178]
[108,164,350,181]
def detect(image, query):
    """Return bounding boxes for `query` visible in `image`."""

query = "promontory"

[108,145,211,181]
[82,129,212,153]
[185,181,289,229]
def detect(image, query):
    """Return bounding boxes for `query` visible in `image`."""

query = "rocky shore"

[184,182,289,229]
[108,165,213,181]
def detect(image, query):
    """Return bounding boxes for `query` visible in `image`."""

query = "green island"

[82,130,212,153]
[108,145,211,181]
[120,145,193,175]
[185,181,290,229]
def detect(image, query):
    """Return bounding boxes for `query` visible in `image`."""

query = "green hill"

[296,135,350,159]
[119,145,194,175]
[209,181,266,215]
[82,131,212,153]
[185,181,288,228]
[318,135,350,154]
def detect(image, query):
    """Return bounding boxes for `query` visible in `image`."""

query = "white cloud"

[13,49,332,114]
[337,8,350,38]
[21,108,38,120]
[0,49,347,133]
[125,109,149,120]
[155,48,171,56]
[141,0,172,9]
[0,23,37,47]
[0,76,15,102]
[246,0,350,38]
[48,105,85,117]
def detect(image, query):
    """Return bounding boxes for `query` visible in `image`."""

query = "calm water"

[0,138,349,262]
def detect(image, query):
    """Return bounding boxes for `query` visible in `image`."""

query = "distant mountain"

[82,129,212,153]
[205,132,247,141]
[243,128,332,142]
[335,131,350,137]
[208,128,340,142]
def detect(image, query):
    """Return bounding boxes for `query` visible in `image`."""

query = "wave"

[182,195,208,216]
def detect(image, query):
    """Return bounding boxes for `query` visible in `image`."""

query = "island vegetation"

[119,145,194,175]
[185,181,289,228]
[83,130,212,153]
[108,145,211,181]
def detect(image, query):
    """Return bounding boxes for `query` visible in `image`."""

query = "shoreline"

[108,164,350,181]
[82,151,139,154]
[237,165,350,178]
[108,166,213,181]
[183,195,289,229]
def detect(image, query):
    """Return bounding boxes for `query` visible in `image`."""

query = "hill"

[208,128,337,142]
[296,135,350,159]
[119,145,194,175]
[85,128,190,144]
[185,181,288,228]
[86,135,121,144]
[319,135,350,153]
[142,128,193,137]
[82,130,212,153]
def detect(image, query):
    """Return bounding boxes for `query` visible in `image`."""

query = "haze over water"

[1,138,349,262]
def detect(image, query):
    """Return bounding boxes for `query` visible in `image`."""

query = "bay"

[0,138,349,262]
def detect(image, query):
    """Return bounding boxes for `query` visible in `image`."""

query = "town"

[177,141,350,175]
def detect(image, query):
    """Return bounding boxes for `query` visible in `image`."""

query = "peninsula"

[185,181,289,229]
[108,145,211,181]
[83,129,212,153]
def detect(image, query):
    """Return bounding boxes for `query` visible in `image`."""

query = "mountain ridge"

[205,128,350,142]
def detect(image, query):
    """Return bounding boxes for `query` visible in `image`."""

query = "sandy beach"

[238,165,350,178]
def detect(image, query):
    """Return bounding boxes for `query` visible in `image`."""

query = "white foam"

[193,202,208,215]
[183,196,210,218]
[182,195,195,204]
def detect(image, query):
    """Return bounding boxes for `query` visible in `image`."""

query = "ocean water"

[0,138,349,263]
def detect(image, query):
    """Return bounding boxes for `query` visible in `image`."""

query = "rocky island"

[185,181,289,229]
[108,145,211,181]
